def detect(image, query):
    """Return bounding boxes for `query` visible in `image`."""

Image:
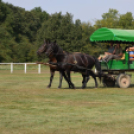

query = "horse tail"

[93,56,102,82]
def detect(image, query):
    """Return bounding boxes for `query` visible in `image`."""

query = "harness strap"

[73,55,77,64]
[83,54,88,67]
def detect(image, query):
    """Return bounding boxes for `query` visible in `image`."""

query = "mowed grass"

[0,65,134,134]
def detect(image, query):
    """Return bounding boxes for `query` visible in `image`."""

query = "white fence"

[0,63,41,74]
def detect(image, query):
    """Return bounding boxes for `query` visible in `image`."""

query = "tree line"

[0,0,134,62]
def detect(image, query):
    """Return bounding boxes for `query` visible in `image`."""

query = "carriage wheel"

[117,74,131,88]
[103,77,115,87]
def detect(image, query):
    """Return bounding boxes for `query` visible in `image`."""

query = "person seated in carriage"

[126,43,134,51]
[126,43,134,59]
[102,43,123,62]
[98,42,115,60]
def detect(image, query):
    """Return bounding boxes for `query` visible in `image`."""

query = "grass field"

[0,65,134,134]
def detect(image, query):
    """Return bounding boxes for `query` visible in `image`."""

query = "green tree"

[119,12,133,28]
[95,9,119,29]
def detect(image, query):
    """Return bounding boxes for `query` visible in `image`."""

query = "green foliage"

[95,8,134,30]
[1,1,134,62]
[0,1,49,62]
[119,12,133,28]
[102,8,119,20]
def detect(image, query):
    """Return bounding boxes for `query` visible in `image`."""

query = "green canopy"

[90,27,134,43]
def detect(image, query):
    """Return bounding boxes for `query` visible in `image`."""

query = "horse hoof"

[71,84,75,89]
[82,86,86,89]
[47,85,51,88]
[72,86,75,89]
[69,85,72,89]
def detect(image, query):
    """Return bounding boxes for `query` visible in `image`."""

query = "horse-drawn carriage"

[90,27,134,88]
[37,27,134,89]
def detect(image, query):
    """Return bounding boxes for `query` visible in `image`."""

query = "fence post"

[38,64,41,74]
[0,63,40,74]
[24,63,27,74]
[11,63,13,73]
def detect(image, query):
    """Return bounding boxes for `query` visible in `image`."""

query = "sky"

[2,0,134,24]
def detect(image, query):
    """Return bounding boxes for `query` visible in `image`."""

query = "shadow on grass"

[62,84,134,89]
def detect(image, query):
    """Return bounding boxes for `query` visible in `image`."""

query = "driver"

[98,42,114,60]
[102,43,123,62]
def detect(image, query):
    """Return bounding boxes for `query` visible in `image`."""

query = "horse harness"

[73,53,88,67]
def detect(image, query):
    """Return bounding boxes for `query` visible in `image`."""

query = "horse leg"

[47,69,55,88]
[61,71,72,88]
[88,71,98,88]
[82,74,88,89]
[66,71,75,89]
[86,76,90,83]
[58,71,63,88]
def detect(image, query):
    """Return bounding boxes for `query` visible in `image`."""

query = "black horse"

[37,41,71,89]
[37,41,101,89]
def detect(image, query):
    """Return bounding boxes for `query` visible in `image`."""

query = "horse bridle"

[45,44,55,57]
[47,43,62,57]
[38,43,47,53]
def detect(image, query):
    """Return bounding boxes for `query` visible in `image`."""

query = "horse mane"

[51,42,64,56]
